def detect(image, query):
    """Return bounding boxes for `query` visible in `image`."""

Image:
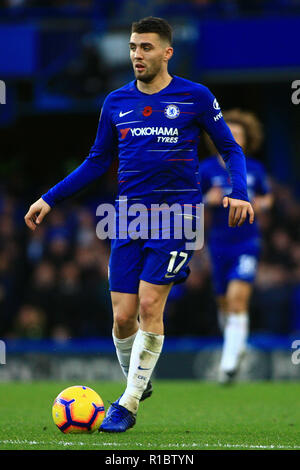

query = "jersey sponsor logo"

[130,127,178,137]
[119,126,179,143]
[164,104,180,119]
[120,128,131,139]
[119,110,133,117]
[213,98,220,110]
[213,111,223,122]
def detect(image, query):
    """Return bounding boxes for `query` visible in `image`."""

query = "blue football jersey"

[42,76,249,215]
[198,155,271,244]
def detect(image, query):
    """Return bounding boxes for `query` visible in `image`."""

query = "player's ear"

[164,46,173,62]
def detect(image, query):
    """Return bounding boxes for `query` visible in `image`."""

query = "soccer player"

[198,109,273,384]
[24,17,254,432]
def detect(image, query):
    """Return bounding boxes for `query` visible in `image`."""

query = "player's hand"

[24,197,51,231]
[205,186,223,206]
[223,196,254,227]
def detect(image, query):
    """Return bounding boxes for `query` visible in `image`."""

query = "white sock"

[112,330,138,378]
[119,329,164,414]
[217,310,227,332]
[220,312,249,372]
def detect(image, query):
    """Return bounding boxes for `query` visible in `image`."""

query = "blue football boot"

[99,403,136,433]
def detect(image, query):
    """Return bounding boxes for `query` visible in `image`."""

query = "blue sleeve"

[196,87,249,202]
[253,161,271,195]
[42,96,117,207]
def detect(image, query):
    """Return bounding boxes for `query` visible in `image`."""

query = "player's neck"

[136,72,173,95]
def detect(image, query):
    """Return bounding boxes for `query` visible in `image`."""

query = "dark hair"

[131,17,173,45]
[223,109,264,154]
[205,108,264,155]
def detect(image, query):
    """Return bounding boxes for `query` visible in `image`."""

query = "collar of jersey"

[133,74,176,96]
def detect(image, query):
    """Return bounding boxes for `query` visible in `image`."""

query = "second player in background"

[198,109,273,384]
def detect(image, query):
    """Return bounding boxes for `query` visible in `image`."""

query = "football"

[52,385,105,433]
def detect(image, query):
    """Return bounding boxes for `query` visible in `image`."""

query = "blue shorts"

[109,236,195,294]
[209,238,261,296]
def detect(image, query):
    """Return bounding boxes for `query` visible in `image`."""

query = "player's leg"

[100,237,193,432]
[114,240,192,420]
[103,290,152,425]
[111,291,139,378]
[216,295,228,332]
[209,244,230,333]
[107,238,143,380]
[139,280,172,334]
[219,279,252,383]
[118,280,172,414]
[100,281,172,432]
[110,290,155,401]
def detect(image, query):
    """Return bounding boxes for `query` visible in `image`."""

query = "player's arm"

[197,87,254,227]
[24,96,117,231]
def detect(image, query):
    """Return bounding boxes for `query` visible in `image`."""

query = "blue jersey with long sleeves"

[198,155,270,244]
[42,76,249,214]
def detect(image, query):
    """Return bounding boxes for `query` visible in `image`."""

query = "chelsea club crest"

[164,104,180,119]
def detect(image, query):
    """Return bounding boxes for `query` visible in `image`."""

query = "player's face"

[228,123,247,151]
[129,32,173,83]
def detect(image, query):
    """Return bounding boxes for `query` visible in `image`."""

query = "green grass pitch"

[0,380,300,450]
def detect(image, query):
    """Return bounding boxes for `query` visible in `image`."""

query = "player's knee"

[139,294,160,320]
[113,310,136,331]
[226,294,247,313]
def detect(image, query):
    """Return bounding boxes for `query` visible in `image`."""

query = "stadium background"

[0,0,300,381]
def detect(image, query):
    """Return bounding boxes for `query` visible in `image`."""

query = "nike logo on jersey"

[137,366,151,370]
[119,110,133,117]
[165,273,176,278]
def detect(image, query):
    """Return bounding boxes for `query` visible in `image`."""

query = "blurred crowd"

[0,178,299,341]
[2,0,300,16]
[0,191,113,340]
